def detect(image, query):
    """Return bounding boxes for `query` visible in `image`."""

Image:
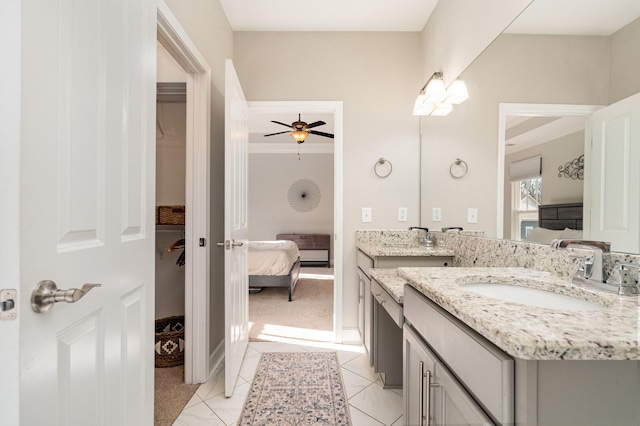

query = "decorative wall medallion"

[287,179,321,213]
[558,154,584,180]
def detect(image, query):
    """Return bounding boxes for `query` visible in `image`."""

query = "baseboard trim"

[208,339,225,380]
[341,327,362,345]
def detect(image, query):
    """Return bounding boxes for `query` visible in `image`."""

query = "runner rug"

[238,352,352,425]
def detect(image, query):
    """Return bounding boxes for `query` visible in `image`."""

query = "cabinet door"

[357,270,365,344]
[434,363,495,426]
[404,325,438,426]
[363,273,373,365]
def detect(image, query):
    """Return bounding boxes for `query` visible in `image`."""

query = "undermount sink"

[460,283,603,311]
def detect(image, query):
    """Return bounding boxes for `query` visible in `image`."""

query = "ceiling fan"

[264,114,334,143]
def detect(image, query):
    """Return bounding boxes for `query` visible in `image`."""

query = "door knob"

[216,240,244,249]
[31,280,101,313]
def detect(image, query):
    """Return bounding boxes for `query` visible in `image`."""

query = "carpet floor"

[238,352,351,425]
[249,275,334,342]
[154,365,199,425]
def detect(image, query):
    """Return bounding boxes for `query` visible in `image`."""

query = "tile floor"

[173,340,404,425]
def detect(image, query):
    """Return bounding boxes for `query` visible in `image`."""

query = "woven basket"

[156,205,185,225]
[155,315,185,368]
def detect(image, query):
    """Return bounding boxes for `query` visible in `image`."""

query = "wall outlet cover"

[398,207,408,222]
[467,208,478,224]
[362,207,372,223]
[432,207,442,222]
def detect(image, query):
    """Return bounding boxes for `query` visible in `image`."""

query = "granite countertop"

[369,268,406,304]
[356,242,454,258]
[398,267,640,361]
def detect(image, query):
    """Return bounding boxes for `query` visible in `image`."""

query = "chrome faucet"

[409,226,431,247]
[551,238,609,282]
[606,263,640,296]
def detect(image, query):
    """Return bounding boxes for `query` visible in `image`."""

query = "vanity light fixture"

[413,72,468,116]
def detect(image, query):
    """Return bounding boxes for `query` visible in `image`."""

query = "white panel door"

[590,92,640,253]
[223,59,250,397]
[19,0,156,424]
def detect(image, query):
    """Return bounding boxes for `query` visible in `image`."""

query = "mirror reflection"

[419,0,640,254]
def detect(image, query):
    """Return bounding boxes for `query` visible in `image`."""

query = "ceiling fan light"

[445,79,469,104]
[430,103,453,116]
[291,130,309,143]
[424,74,447,104]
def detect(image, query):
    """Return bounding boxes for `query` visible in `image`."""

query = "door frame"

[496,103,602,239]
[247,100,344,342]
[157,2,211,384]
[0,0,21,422]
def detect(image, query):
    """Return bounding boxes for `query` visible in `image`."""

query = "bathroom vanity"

[355,239,453,387]
[400,267,640,426]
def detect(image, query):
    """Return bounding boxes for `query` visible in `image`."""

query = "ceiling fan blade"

[309,130,334,139]
[305,120,326,129]
[271,120,293,128]
[263,131,290,137]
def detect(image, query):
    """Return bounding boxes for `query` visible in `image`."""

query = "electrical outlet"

[467,208,478,224]
[362,207,372,223]
[432,207,442,222]
[398,207,408,222]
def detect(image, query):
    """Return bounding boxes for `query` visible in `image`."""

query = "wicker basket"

[155,316,185,368]
[156,205,185,225]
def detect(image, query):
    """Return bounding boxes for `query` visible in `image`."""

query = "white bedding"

[248,240,300,276]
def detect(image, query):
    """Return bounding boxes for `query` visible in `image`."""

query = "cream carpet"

[154,365,199,425]
[249,272,334,343]
[238,352,351,425]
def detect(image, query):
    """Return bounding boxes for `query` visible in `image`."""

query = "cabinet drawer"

[371,279,403,327]
[357,250,374,278]
[404,286,514,425]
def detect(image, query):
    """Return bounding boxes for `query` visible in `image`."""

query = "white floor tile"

[195,370,225,401]
[391,414,404,425]
[341,368,375,398]
[342,354,379,382]
[348,406,385,426]
[202,381,250,425]
[172,401,226,426]
[348,382,404,426]
[183,392,203,409]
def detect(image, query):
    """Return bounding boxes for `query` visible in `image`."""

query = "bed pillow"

[560,228,583,239]
[524,227,563,244]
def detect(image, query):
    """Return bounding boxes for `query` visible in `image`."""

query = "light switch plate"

[362,207,372,223]
[398,207,408,222]
[432,207,442,222]
[467,208,478,224]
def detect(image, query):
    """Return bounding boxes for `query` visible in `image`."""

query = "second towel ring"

[374,158,393,178]
[450,158,468,178]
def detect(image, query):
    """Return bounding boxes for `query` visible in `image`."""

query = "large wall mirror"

[419,0,640,254]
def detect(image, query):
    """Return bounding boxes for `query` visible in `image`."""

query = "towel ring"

[449,158,468,178]
[374,158,392,178]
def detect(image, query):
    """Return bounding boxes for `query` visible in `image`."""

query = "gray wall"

[234,31,421,331]
[420,33,610,236]
[609,17,640,104]
[248,153,334,254]
[165,0,233,361]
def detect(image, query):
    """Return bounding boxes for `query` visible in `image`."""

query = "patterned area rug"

[238,352,352,425]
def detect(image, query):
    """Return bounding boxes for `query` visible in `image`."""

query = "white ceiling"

[219,0,438,32]
[220,0,640,35]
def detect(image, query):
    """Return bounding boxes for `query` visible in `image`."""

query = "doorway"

[248,101,344,342]
[156,4,212,386]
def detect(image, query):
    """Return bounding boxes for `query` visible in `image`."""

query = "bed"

[524,202,584,244]
[248,240,301,301]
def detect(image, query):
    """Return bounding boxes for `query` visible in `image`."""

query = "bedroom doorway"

[247,101,344,343]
